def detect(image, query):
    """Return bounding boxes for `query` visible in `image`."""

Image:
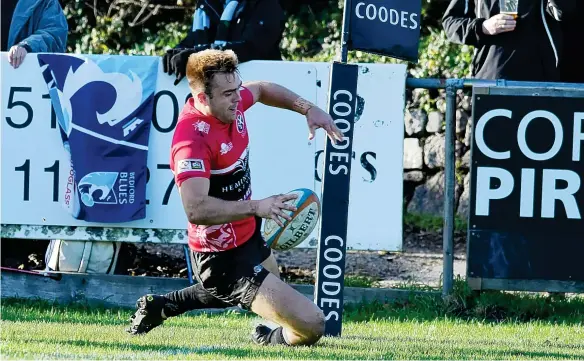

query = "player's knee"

[297,308,325,345]
[311,308,326,340]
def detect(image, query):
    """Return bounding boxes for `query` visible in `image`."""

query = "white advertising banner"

[1,53,406,251]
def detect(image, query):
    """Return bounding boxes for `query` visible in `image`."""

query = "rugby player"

[128,49,343,346]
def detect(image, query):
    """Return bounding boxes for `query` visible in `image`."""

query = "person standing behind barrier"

[559,1,584,83]
[1,0,67,272]
[2,0,68,68]
[442,0,576,81]
[162,0,285,86]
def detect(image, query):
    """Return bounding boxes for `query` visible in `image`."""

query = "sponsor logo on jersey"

[194,120,210,134]
[177,159,205,173]
[220,142,233,155]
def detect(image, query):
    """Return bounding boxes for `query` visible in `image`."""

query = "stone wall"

[402,89,472,220]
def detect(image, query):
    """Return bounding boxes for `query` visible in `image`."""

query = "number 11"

[44,160,59,202]
[15,160,30,201]
[14,160,59,202]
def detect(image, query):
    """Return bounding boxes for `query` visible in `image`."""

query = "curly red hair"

[186,49,239,97]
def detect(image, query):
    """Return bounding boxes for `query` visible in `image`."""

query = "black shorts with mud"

[190,218,271,310]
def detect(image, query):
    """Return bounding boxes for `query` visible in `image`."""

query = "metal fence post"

[442,83,457,297]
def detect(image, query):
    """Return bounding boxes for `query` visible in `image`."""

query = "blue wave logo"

[36,54,158,222]
[37,54,157,144]
[65,63,143,128]
[78,172,119,207]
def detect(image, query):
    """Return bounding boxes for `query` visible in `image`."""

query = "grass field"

[2,282,584,360]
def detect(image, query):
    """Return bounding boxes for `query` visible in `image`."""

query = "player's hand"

[8,45,28,69]
[482,14,516,35]
[306,107,343,144]
[255,194,298,227]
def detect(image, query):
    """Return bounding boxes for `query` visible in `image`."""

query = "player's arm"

[243,81,314,115]
[243,81,343,143]
[179,177,297,227]
[174,141,266,225]
[179,177,256,225]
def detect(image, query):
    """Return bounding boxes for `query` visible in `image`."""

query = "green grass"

[3,281,584,360]
[404,212,468,233]
[342,275,381,288]
[347,278,584,324]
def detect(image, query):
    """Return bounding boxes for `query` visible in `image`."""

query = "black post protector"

[313,0,422,338]
[314,61,359,337]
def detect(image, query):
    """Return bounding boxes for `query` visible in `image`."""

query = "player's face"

[207,72,243,123]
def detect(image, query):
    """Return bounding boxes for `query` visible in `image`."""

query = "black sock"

[162,283,232,317]
[268,327,289,346]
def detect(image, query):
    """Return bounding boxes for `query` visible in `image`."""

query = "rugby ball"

[262,188,321,251]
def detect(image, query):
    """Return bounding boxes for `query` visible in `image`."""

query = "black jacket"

[442,0,577,81]
[559,2,584,83]
[175,0,285,62]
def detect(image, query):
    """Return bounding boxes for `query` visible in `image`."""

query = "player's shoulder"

[176,99,214,136]
[171,117,216,157]
[239,84,257,110]
[175,114,214,139]
[240,84,253,97]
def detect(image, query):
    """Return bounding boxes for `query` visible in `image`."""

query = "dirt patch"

[270,223,467,287]
[1,223,467,288]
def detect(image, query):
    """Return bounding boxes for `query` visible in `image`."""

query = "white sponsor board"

[1,53,406,251]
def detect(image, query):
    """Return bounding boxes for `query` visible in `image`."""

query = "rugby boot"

[251,324,273,345]
[127,294,174,335]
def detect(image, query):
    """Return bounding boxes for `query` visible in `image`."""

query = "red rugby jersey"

[170,87,256,252]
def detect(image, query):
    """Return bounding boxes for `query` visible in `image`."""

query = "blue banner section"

[37,54,159,223]
[349,0,422,62]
